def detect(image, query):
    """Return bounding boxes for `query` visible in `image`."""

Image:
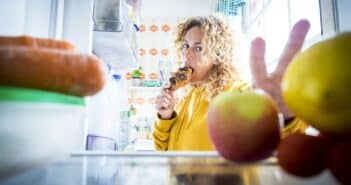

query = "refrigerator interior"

[0,0,346,151]
[0,0,350,184]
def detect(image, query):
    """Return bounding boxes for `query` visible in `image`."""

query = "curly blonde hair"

[173,16,239,101]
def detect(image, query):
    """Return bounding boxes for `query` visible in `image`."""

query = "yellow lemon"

[282,32,351,135]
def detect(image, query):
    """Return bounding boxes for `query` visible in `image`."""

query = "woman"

[153,16,310,151]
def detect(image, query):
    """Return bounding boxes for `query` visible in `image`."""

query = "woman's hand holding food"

[155,89,176,120]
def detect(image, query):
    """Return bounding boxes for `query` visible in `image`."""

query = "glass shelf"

[1,153,340,185]
[128,86,161,91]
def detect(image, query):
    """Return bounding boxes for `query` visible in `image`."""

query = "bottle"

[118,110,130,151]
[86,70,120,150]
[130,104,137,116]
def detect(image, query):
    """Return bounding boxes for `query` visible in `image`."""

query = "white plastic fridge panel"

[0,0,51,37]
[62,0,94,53]
[0,0,94,54]
[0,0,26,36]
[24,0,52,37]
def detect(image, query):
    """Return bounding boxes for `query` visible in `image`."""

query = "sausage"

[0,46,106,96]
[0,35,76,50]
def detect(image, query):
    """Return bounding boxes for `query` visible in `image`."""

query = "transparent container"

[0,85,85,177]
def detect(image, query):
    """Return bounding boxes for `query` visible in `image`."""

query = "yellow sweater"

[153,81,309,151]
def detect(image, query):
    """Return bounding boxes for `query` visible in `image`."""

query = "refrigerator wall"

[337,0,351,31]
[61,0,94,53]
[0,0,51,37]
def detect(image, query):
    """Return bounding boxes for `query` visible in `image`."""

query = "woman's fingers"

[275,19,310,75]
[161,89,175,103]
[155,90,175,111]
[249,37,267,87]
[156,97,170,108]
[156,103,168,111]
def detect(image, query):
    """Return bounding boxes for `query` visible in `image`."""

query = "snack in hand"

[165,66,193,91]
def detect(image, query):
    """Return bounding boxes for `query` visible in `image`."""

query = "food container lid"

[0,86,85,106]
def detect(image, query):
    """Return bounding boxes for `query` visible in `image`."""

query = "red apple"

[277,133,331,177]
[327,140,351,185]
[207,90,281,163]
[319,131,351,142]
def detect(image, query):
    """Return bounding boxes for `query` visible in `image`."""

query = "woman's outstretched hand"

[249,19,310,119]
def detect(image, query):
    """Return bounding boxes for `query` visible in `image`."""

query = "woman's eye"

[182,43,189,49]
[195,46,203,52]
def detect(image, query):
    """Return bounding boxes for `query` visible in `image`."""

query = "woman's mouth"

[184,65,194,73]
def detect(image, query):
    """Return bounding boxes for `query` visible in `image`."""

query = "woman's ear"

[213,58,220,65]
[213,53,221,64]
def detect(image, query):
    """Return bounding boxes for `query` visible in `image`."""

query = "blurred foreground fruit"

[207,90,280,163]
[282,32,351,135]
[277,133,331,177]
[327,140,351,185]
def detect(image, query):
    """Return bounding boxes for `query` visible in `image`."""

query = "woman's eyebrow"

[184,40,202,45]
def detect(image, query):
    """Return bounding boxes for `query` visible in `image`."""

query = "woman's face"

[182,26,214,82]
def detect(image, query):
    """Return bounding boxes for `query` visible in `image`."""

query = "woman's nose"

[184,48,194,61]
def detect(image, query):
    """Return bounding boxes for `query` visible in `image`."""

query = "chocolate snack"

[166,66,193,91]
